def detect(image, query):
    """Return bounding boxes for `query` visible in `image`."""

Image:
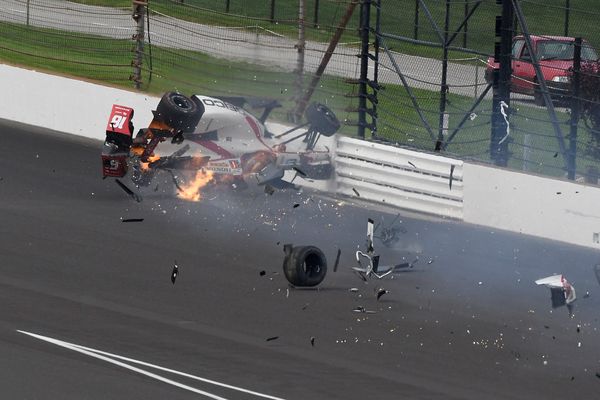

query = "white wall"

[463,163,600,248]
[3,63,600,248]
[0,64,158,140]
[0,63,333,192]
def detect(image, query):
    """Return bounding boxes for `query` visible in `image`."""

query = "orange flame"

[140,155,161,171]
[177,169,214,202]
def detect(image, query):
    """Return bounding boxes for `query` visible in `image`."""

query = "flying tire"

[155,92,204,132]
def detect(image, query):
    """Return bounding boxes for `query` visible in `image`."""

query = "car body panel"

[154,95,330,171]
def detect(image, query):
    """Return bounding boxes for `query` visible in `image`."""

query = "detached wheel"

[156,92,204,132]
[283,245,327,287]
[305,103,340,136]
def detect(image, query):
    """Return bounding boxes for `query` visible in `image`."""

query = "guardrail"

[334,136,464,219]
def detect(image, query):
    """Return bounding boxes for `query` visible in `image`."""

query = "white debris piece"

[535,274,576,307]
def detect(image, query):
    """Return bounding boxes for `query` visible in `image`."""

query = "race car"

[101,91,340,190]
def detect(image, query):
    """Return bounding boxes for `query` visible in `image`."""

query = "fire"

[140,155,161,171]
[177,169,214,202]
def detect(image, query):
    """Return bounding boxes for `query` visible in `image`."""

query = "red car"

[485,35,598,105]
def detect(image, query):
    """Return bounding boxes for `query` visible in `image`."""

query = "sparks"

[177,170,214,202]
[140,155,161,171]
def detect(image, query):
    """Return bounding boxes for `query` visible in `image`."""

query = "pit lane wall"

[2,63,600,249]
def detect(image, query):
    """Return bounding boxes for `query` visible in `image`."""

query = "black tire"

[155,92,204,132]
[305,103,340,136]
[283,245,327,287]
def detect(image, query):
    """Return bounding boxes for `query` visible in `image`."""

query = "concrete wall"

[0,63,333,192]
[0,64,158,140]
[463,163,600,249]
[2,63,600,248]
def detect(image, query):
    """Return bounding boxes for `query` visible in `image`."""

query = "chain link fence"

[2,0,600,180]
[0,0,363,132]
[371,0,600,181]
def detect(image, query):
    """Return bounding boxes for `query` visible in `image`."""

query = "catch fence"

[365,0,600,181]
[2,0,600,180]
[0,0,363,131]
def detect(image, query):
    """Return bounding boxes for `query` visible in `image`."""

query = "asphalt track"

[1,118,600,399]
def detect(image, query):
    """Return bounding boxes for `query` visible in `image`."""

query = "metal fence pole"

[372,0,381,138]
[26,0,30,26]
[314,0,319,28]
[294,1,358,117]
[270,0,276,23]
[512,0,568,166]
[294,0,306,123]
[564,0,570,37]
[436,0,450,151]
[132,1,146,90]
[463,0,468,48]
[490,0,513,166]
[568,37,582,180]
[358,0,372,139]
[414,0,419,40]
[225,0,230,13]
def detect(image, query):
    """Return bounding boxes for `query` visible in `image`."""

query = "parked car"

[485,35,598,105]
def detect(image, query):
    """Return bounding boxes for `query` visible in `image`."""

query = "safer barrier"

[334,136,464,219]
[4,63,600,248]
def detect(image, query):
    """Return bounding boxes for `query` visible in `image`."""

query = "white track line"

[18,330,286,400]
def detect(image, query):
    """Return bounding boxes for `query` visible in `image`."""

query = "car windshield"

[537,40,598,61]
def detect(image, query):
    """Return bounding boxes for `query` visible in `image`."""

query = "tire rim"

[173,95,192,110]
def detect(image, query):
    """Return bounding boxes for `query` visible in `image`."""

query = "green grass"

[67,0,600,59]
[1,18,598,178]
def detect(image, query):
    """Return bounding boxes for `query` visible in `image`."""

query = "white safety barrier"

[0,64,158,140]
[4,63,600,248]
[463,163,600,249]
[335,137,464,219]
[0,64,330,192]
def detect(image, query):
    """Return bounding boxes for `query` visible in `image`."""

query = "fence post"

[463,0,468,48]
[490,0,512,166]
[131,1,146,90]
[358,0,372,139]
[564,0,570,37]
[314,0,319,27]
[414,0,419,40]
[568,37,582,180]
[435,0,450,151]
[293,0,306,122]
[294,1,358,118]
[225,0,230,13]
[270,0,276,23]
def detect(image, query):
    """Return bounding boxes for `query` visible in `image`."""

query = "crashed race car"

[101,92,340,191]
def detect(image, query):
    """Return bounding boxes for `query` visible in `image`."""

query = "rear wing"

[105,104,134,148]
[102,104,134,178]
